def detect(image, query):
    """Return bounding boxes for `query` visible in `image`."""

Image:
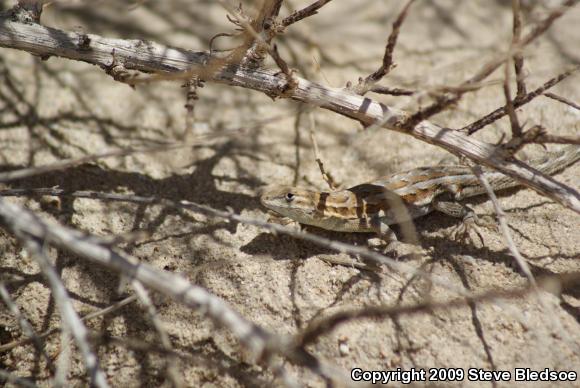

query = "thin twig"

[502,125,580,151]
[512,0,527,98]
[0,295,138,353]
[132,281,184,388]
[55,328,72,388]
[7,230,109,388]
[405,0,575,127]
[544,92,580,111]
[270,43,297,95]
[503,58,522,139]
[355,0,415,94]
[0,369,38,388]
[0,282,53,368]
[0,129,243,182]
[369,85,415,96]
[471,166,534,285]
[297,272,579,346]
[462,66,579,134]
[472,164,578,355]
[0,188,486,298]
[308,111,337,190]
[281,0,334,27]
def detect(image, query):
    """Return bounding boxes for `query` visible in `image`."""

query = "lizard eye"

[285,192,295,202]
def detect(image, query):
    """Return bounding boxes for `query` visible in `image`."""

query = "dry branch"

[462,66,578,134]
[544,92,580,111]
[281,0,334,27]
[4,217,109,388]
[0,187,501,297]
[0,295,138,353]
[0,16,579,212]
[0,197,344,385]
[511,0,527,99]
[355,0,415,94]
[298,273,578,346]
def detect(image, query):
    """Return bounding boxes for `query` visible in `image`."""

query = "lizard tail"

[527,145,580,176]
[483,145,580,191]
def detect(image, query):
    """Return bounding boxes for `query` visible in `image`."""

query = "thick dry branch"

[5,220,109,387]
[0,18,578,212]
[0,197,339,384]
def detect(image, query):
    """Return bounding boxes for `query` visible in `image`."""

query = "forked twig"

[405,0,575,128]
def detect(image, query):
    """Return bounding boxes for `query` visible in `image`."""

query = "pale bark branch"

[4,219,109,388]
[0,197,344,385]
[0,17,578,212]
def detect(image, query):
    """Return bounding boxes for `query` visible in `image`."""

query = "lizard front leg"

[368,217,407,257]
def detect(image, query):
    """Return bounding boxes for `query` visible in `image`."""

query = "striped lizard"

[260,146,579,246]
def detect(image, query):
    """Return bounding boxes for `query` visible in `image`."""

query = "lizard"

[260,146,579,247]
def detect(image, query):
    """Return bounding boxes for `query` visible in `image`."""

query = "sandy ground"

[0,0,579,387]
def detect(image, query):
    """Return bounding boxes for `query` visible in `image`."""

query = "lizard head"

[260,185,320,224]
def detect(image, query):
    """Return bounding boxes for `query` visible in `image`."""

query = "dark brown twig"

[254,0,284,32]
[405,0,575,128]
[503,59,523,139]
[355,0,415,95]
[270,43,297,96]
[512,0,527,98]
[504,125,580,149]
[281,0,334,28]
[369,85,415,96]
[462,66,579,135]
